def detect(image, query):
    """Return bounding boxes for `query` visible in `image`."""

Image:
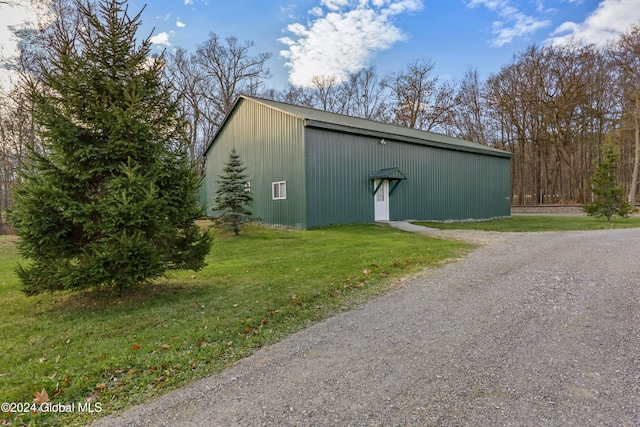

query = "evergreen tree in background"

[212,148,254,235]
[10,0,212,294]
[583,142,634,221]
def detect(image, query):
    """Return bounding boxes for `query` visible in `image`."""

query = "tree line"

[2,0,640,236]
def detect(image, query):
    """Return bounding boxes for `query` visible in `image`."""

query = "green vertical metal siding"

[305,129,374,227]
[304,128,511,228]
[203,99,307,228]
[390,146,511,221]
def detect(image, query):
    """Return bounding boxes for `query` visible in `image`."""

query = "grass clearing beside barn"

[0,225,471,426]
[416,215,640,232]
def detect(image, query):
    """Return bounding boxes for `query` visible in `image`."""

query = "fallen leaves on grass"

[53,383,65,398]
[33,389,49,405]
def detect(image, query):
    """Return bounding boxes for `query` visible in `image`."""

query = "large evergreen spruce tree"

[11,0,212,294]
[212,148,254,235]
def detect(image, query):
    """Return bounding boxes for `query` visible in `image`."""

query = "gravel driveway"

[92,228,640,426]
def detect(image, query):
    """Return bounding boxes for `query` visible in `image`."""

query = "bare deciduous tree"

[195,33,272,122]
[266,84,313,108]
[486,47,543,204]
[165,47,216,163]
[382,58,456,132]
[308,74,347,113]
[610,24,640,205]
[342,66,388,121]
[452,68,489,145]
[165,33,271,164]
[264,67,389,122]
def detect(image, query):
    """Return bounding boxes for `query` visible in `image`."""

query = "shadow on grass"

[41,281,196,312]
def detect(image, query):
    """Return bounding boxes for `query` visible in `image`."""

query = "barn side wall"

[203,99,307,229]
[304,127,511,229]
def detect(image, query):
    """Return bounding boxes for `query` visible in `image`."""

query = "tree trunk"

[628,89,640,206]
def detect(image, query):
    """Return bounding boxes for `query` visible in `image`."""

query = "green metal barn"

[202,96,514,229]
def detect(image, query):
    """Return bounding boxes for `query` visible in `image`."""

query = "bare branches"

[382,59,456,132]
[609,24,640,203]
[482,43,622,205]
[164,33,272,164]
[194,33,272,117]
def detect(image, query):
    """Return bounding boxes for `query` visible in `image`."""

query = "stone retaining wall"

[510,205,584,214]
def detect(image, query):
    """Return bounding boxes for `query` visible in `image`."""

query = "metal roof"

[205,95,515,159]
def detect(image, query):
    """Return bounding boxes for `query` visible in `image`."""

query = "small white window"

[272,181,287,200]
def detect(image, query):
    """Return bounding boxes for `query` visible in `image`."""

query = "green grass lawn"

[416,215,640,232]
[0,224,471,426]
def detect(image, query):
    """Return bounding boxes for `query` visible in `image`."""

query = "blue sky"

[3,0,640,89]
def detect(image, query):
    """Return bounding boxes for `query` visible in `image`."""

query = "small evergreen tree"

[583,142,634,221]
[212,148,254,235]
[10,0,212,294]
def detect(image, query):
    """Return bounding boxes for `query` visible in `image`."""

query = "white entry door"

[374,179,390,221]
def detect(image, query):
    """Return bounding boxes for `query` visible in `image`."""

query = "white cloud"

[467,0,503,9]
[466,0,551,46]
[279,4,299,20]
[150,31,172,47]
[381,0,423,16]
[280,0,423,88]
[548,0,640,45]
[309,7,324,16]
[492,6,550,46]
[185,0,209,5]
[321,0,352,11]
[176,19,186,28]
